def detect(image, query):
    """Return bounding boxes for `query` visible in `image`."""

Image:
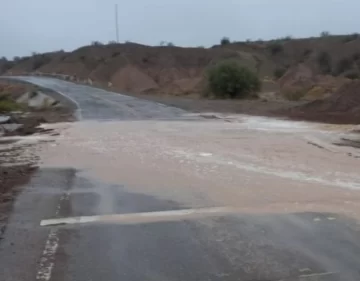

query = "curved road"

[7,76,189,120]
[1,77,360,281]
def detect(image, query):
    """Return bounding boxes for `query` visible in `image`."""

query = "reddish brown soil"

[0,82,36,99]
[283,80,360,124]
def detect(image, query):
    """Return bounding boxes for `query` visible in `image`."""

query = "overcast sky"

[1,0,359,58]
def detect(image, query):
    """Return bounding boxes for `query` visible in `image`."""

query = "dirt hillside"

[1,34,360,112]
[283,80,360,124]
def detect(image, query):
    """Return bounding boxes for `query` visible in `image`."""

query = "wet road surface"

[1,77,360,281]
[6,76,188,120]
[2,168,360,281]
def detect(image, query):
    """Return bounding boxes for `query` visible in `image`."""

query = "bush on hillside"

[206,61,260,99]
[335,58,353,75]
[268,42,284,55]
[32,54,51,70]
[317,51,332,74]
[91,41,103,46]
[343,33,359,43]
[220,37,231,45]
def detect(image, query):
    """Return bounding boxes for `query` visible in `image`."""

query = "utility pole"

[115,4,119,42]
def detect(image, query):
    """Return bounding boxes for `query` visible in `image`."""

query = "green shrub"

[317,51,332,74]
[335,58,353,75]
[274,68,287,79]
[167,42,174,47]
[320,31,330,37]
[0,98,21,113]
[206,60,260,99]
[220,37,231,45]
[268,42,284,55]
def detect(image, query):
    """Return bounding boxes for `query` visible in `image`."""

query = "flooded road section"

[1,77,360,281]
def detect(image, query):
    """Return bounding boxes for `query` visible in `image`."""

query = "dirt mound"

[279,64,314,88]
[285,80,360,124]
[111,65,159,93]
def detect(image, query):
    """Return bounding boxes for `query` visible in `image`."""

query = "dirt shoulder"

[0,81,74,240]
[132,93,302,117]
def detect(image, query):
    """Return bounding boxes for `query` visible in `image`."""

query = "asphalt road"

[1,77,360,281]
[6,76,188,121]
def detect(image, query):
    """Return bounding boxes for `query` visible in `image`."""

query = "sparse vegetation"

[274,68,287,79]
[317,51,332,74]
[0,96,21,113]
[13,56,20,62]
[345,72,360,80]
[320,31,330,37]
[108,40,118,45]
[268,42,284,55]
[167,42,175,47]
[91,41,103,46]
[282,88,306,101]
[280,36,292,42]
[335,58,353,75]
[303,49,312,57]
[343,33,359,43]
[306,86,327,100]
[220,37,231,45]
[206,60,260,99]
[33,54,51,70]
